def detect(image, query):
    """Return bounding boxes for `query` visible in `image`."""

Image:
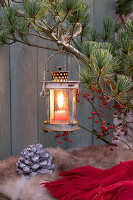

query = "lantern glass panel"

[50,89,69,124]
[73,89,77,123]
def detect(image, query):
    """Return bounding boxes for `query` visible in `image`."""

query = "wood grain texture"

[67,55,93,149]
[93,0,115,30]
[0,45,11,159]
[92,0,115,145]
[10,40,39,155]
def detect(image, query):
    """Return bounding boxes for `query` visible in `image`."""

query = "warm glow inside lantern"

[42,67,79,132]
[50,90,69,123]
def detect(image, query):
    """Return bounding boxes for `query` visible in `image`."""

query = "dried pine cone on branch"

[16,144,54,178]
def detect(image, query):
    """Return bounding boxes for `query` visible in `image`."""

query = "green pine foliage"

[116,0,133,17]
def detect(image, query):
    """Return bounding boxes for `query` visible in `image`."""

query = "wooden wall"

[0,0,115,159]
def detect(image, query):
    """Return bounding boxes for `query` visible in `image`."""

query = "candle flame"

[58,92,64,110]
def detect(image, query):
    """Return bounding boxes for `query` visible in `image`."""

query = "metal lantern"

[40,53,80,132]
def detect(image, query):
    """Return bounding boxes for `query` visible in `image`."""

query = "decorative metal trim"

[41,81,80,89]
[43,123,79,132]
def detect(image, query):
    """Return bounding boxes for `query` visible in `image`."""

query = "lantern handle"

[40,52,80,97]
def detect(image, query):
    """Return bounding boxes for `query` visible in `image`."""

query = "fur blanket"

[0,145,133,200]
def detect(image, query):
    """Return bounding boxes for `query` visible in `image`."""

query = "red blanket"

[44,160,133,200]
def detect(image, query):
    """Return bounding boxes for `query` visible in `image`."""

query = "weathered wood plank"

[67,56,93,149]
[93,0,115,30]
[10,40,39,155]
[67,0,94,149]
[0,45,11,159]
[93,0,115,145]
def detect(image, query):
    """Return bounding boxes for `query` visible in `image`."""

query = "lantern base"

[42,123,79,132]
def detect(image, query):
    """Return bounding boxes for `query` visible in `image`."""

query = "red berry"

[95,120,99,123]
[87,98,90,101]
[107,132,110,135]
[83,95,87,98]
[103,120,106,124]
[99,104,102,107]
[110,148,114,151]
[88,116,92,119]
[103,102,106,105]
[62,133,66,136]
[64,138,67,141]
[105,106,108,109]
[104,127,108,131]
[113,137,116,140]
[76,99,80,103]
[56,134,60,138]
[121,129,124,132]
[117,110,121,113]
[99,96,103,99]
[65,131,68,134]
[91,97,94,100]
[91,112,96,115]
[87,93,90,96]
[69,139,72,142]
[109,125,113,129]
[117,134,120,137]
[58,141,62,144]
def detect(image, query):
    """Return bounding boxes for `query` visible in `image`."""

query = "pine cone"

[16,144,54,178]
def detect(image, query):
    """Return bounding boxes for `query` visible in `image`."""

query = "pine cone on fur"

[16,144,54,178]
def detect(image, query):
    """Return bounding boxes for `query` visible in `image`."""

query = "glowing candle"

[53,91,68,121]
[54,110,68,121]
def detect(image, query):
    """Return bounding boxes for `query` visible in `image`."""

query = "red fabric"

[43,160,133,200]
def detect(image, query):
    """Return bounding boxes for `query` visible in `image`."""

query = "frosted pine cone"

[16,144,54,178]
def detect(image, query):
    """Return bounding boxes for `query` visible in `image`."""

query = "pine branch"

[51,10,70,33]
[2,36,58,51]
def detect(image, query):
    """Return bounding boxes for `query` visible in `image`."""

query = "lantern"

[40,53,80,132]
